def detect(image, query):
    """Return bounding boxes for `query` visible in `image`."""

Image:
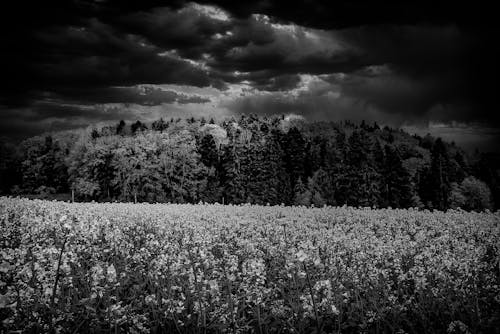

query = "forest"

[0,115,498,211]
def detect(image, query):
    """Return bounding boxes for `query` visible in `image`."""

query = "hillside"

[0,115,498,211]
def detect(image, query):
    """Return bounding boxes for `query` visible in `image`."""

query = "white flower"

[296,250,308,262]
[107,264,117,283]
[0,261,10,273]
[208,279,218,291]
[331,304,339,315]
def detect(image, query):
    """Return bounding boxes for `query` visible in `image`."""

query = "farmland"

[1,198,499,333]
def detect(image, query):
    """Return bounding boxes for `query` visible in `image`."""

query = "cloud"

[46,85,211,106]
[1,18,218,108]
[117,3,233,59]
[35,20,215,88]
[185,1,490,30]
[0,0,498,150]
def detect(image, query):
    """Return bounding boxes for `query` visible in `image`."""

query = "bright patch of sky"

[189,3,231,21]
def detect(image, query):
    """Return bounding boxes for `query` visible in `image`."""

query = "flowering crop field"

[1,198,499,333]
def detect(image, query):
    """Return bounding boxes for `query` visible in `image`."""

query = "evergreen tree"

[198,134,218,168]
[220,143,245,204]
[308,168,335,205]
[283,127,306,190]
[429,138,451,210]
[116,120,126,135]
[344,130,378,206]
[332,131,349,205]
[152,118,168,132]
[0,141,21,194]
[91,128,100,139]
[131,120,147,134]
[383,145,413,208]
[371,139,386,207]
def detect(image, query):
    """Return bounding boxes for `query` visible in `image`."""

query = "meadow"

[1,198,499,333]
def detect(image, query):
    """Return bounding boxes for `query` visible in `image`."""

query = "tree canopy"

[0,116,497,211]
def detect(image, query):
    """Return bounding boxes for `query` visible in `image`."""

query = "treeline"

[0,115,498,211]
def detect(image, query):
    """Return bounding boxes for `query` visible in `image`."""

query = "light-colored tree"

[449,176,492,211]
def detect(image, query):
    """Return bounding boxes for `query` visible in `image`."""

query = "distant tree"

[220,143,245,204]
[332,131,349,205]
[91,128,100,139]
[472,153,500,210]
[308,168,335,205]
[450,176,492,211]
[293,178,311,206]
[68,138,102,200]
[116,120,126,135]
[249,136,284,204]
[68,135,117,200]
[131,120,148,134]
[283,127,306,190]
[370,140,385,207]
[20,135,68,194]
[383,145,413,208]
[303,141,314,180]
[201,167,222,203]
[449,182,467,209]
[198,134,218,168]
[0,141,21,194]
[344,130,379,207]
[429,138,451,210]
[152,118,168,132]
[157,131,208,203]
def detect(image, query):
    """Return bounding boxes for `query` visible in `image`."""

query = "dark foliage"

[0,116,497,210]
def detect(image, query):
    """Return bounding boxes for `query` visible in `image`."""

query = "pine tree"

[308,168,335,205]
[152,118,168,132]
[131,120,147,134]
[370,139,386,207]
[283,127,306,190]
[116,120,126,135]
[344,130,378,206]
[198,134,218,168]
[429,138,451,210]
[220,143,245,204]
[332,131,349,205]
[383,145,413,208]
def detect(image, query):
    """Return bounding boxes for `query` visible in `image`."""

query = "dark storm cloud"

[116,4,232,59]
[251,74,302,92]
[189,0,489,29]
[35,20,214,88]
[0,0,498,145]
[1,17,216,108]
[47,86,210,106]
[0,103,113,140]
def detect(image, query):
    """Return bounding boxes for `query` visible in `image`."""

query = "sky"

[0,0,498,152]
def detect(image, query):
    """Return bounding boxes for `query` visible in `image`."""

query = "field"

[1,198,499,333]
